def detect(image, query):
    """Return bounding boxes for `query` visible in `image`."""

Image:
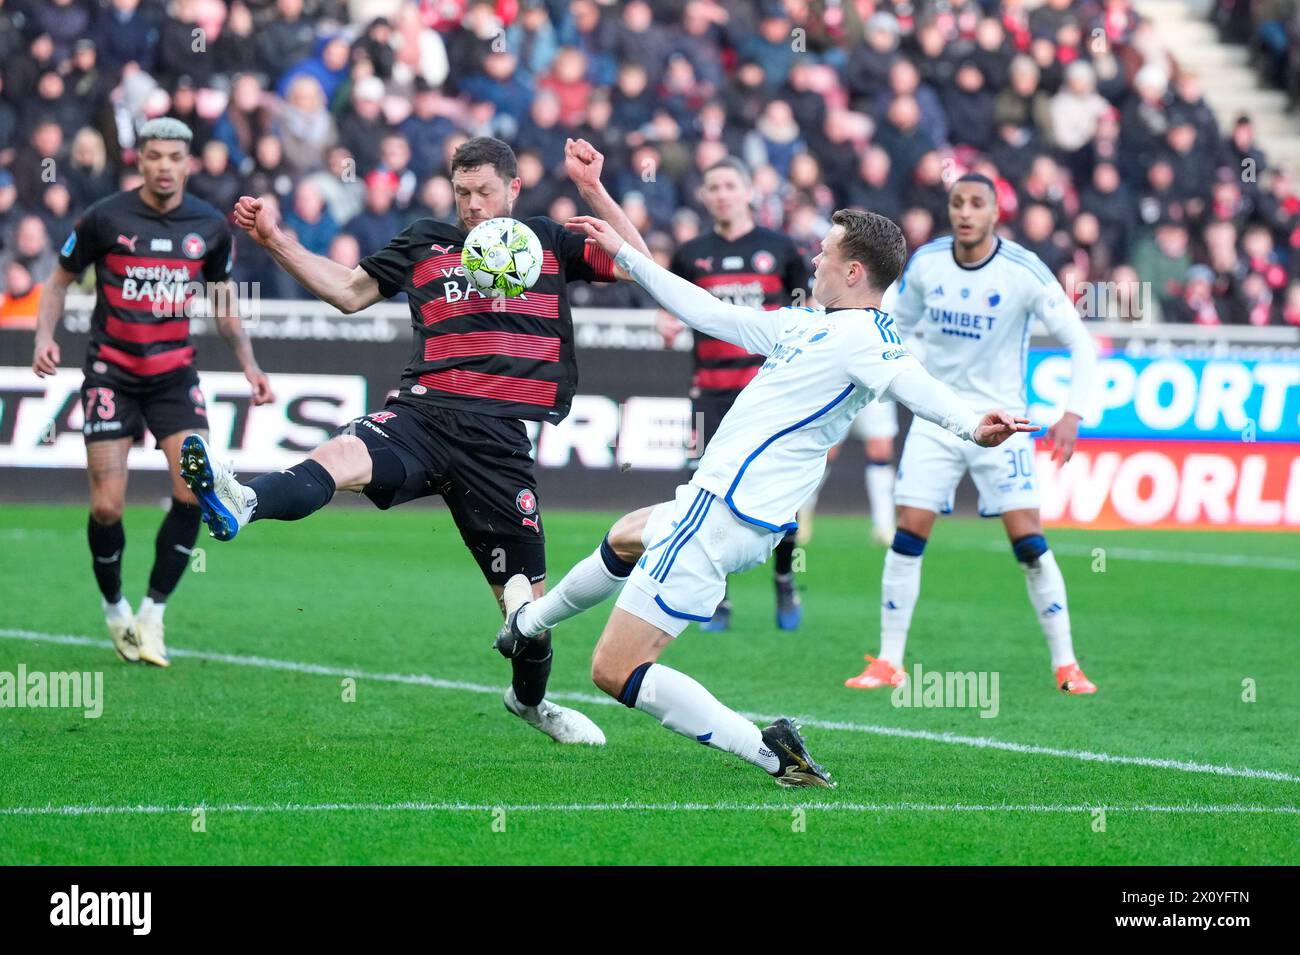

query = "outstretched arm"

[233,196,384,314]
[882,364,1035,447]
[564,138,649,281]
[566,215,782,355]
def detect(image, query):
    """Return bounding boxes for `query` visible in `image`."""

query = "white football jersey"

[882,236,1091,415]
[691,305,924,532]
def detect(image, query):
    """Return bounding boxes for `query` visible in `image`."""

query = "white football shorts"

[848,397,899,442]
[616,482,782,637]
[894,417,1040,516]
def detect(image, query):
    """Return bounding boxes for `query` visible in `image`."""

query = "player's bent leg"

[241,434,366,517]
[594,608,832,788]
[131,430,208,668]
[489,508,657,745]
[180,432,362,541]
[1002,509,1096,695]
[607,493,833,786]
[845,506,936,690]
[479,539,605,746]
[87,438,139,663]
[502,506,653,646]
[306,434,374,490]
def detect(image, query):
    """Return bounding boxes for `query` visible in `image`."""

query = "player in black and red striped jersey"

[31,118,274,669]
[658,158,812,632]
[179,136,648,746]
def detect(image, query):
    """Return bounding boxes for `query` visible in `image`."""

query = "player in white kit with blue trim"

[844,174,1100,695]
[492,209,1035,787]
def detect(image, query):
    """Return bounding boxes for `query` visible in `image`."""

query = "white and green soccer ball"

[461,217,544,297]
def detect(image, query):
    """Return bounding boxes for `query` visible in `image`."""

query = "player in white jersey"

[491,209,1034,786]
[844,174,1099,695]
[795,396,900,547]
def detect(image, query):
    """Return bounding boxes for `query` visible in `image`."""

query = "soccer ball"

[461,217,544,297]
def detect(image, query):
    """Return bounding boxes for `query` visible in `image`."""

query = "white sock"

[866,462,895,530]
[517,543,628,636]
[879,549,922,668]
[137,595,165,621]
[1020,550,1076,668]
[102,596,132,620]
[634,664,779,773]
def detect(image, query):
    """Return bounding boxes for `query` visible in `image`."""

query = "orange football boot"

[844,655,906,690]
[1056,662,1097,694]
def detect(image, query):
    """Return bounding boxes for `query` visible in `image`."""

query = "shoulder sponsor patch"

[61,232,77,257]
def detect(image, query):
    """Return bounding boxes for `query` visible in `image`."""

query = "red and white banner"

[1037,439,1300,530]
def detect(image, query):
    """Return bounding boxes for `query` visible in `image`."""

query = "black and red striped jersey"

[359,216,617,423]
[670,226,810,394]
[58,188,233,384]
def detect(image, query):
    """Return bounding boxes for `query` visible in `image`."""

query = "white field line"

[965,540,1300,571]
[4,527,1297,570]
[3,628,1298,785]
[1,801,1296,818]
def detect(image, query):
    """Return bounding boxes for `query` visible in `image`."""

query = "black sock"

[87,515,125,603]
[774,534,795,576]
[147,498,201,602]
[246,459,336,522]
[512,629,553,707]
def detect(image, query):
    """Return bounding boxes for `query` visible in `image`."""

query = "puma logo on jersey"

[117,234,139,252]
[430,243,454,254]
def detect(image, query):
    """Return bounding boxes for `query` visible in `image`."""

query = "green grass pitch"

[1,503,1296,865]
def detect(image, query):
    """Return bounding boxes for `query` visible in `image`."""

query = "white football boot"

[104,597,140,663]
[134,596,170,668]
[179,434,255,541]
[504,686,606,746]
[498,574,606,746]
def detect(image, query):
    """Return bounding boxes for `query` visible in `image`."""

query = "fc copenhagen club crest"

[752,250,777,273]
[182,232,206,259]
[515,488,537,515]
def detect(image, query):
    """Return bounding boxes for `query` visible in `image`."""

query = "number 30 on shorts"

[1004,447,1033,478]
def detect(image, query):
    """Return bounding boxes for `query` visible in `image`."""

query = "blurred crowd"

[1215,0,1300,107]
[1,0,1298,327]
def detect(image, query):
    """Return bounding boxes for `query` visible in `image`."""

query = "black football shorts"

[334,399,546,584]
[81,367,208,444]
